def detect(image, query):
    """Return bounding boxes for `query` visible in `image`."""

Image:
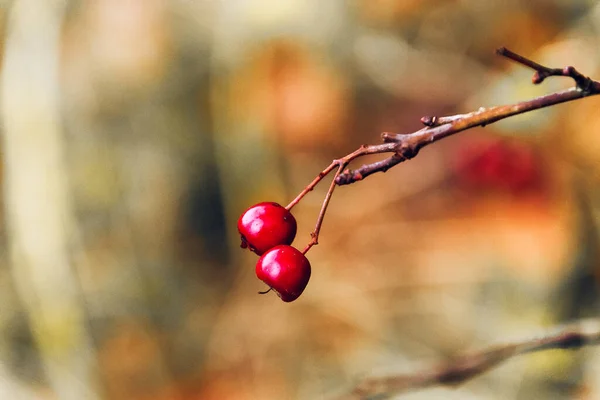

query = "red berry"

[256,245,311,302]
[238,202,297,255]
[454,139,543,194]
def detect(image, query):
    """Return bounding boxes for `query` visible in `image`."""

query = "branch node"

[381,132,398,142]
[397,142,419,160]
[563,66,574,75]
[421,116,436,126]
[532,71,543,84]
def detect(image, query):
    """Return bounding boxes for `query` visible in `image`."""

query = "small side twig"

[339,319,600,400]
[496,47,598,91]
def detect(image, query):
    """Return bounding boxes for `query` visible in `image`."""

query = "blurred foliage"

[1,0,600,399]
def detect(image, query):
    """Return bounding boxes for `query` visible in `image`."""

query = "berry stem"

[302,162,346,254]
[258,287,272,295]
[285,144,397,211]
[285,162,338,211]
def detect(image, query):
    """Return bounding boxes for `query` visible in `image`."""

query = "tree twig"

[291,48,600,254]
[338,319,600,400]
[496,47,598,90]
[334,48,600,185]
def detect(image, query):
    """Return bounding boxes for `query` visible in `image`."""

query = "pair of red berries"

[237,202,311,302]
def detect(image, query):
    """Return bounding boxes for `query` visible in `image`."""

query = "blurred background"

[1,0,600,399]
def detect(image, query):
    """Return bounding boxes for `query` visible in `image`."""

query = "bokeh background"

[1,0,600,399]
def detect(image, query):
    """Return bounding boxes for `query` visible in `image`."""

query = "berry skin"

[238,202,297,256]
[256,245,311,302]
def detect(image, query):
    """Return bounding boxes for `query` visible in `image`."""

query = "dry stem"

[338,319,600,399]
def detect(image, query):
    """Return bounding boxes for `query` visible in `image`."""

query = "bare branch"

[339,319,600,400]
[334,48,600,185]
[293,48,600,254]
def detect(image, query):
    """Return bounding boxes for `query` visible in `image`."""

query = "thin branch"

[286,143,398,211]
[338,319,600,400]
[333,48,600,185]
[286,162,339,210]
[496,47,561,82]
[335,153,407,185]
[496,47,598,90]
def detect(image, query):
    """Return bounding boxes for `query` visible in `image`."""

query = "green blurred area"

[1,1,600,399]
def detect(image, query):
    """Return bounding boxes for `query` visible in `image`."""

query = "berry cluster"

[238,202,310,302]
